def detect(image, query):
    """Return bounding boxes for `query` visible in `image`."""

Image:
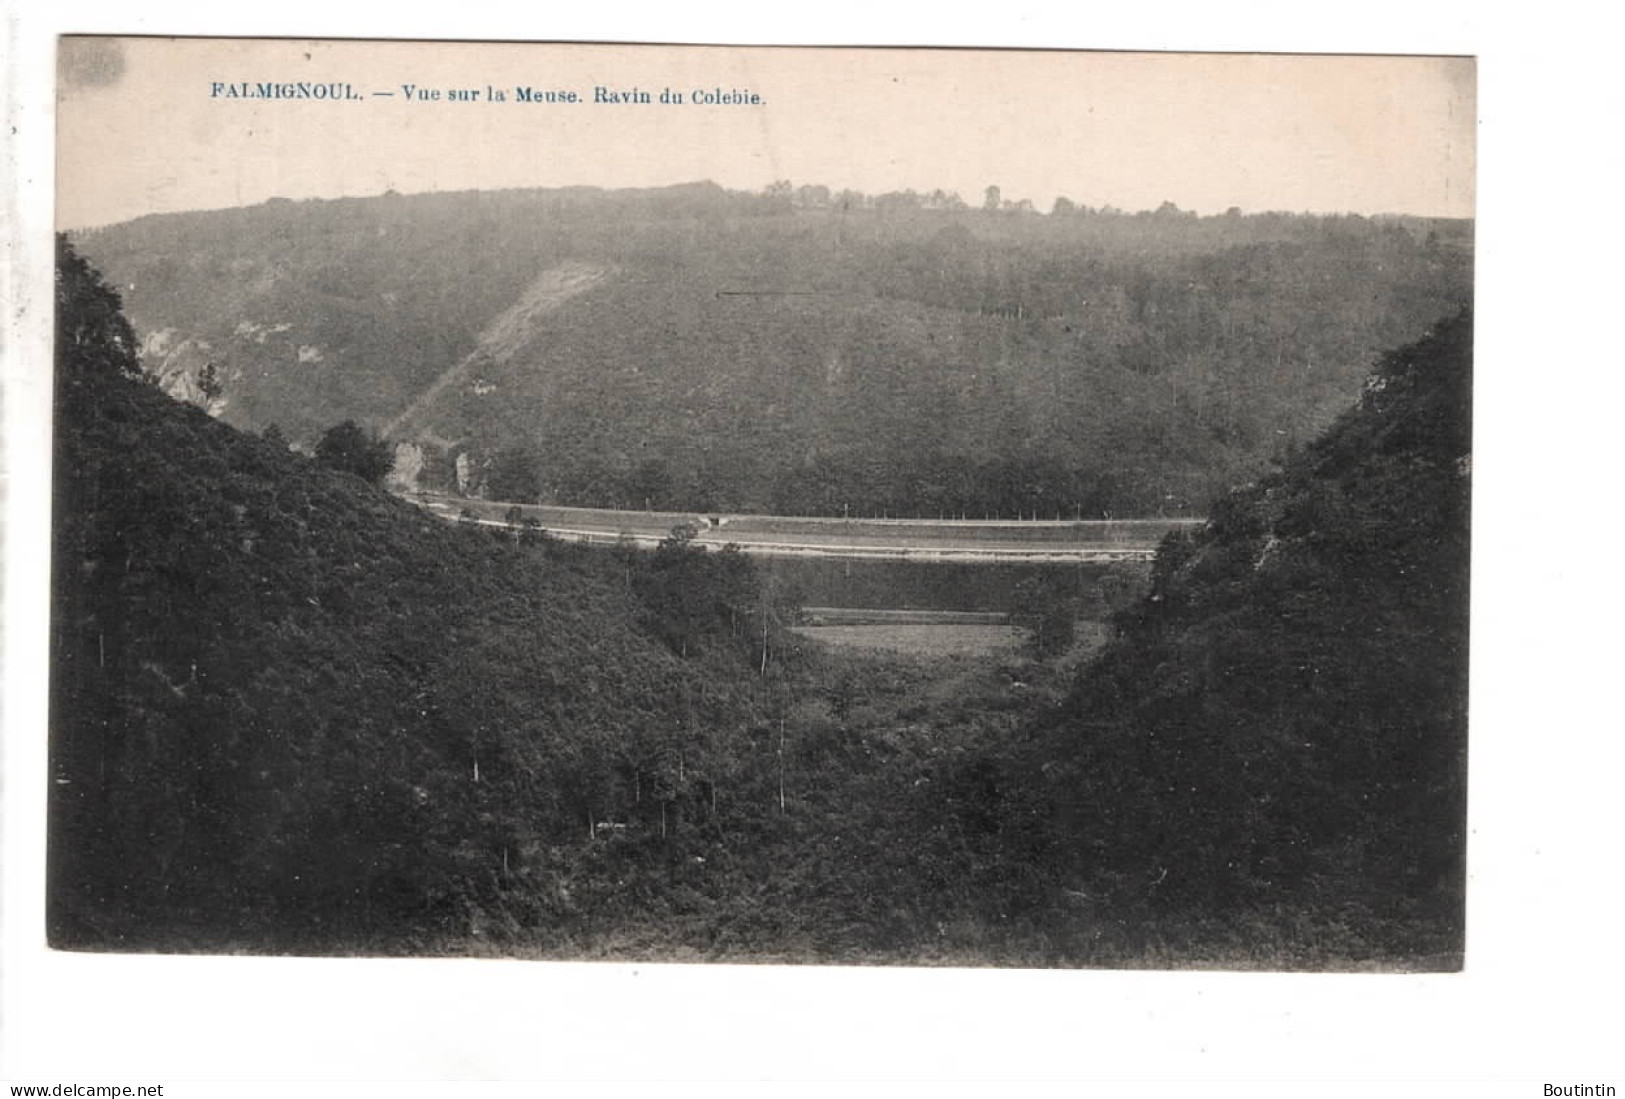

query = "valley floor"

[402,621,1458,973]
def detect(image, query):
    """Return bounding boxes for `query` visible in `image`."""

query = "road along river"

[411,495,1202,564]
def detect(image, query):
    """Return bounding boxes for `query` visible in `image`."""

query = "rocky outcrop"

[386,442,425,491]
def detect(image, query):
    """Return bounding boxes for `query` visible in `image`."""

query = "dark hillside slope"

[49,256,770,949]
[48,236,1473,966]
[71,186,1471,517]
[1040,311,1470,962]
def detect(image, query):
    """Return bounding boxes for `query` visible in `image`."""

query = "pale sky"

[56,38,1475,229]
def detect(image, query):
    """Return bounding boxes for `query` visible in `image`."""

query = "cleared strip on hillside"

[382,261,613,439]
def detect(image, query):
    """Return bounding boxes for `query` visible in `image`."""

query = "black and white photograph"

[43,36,1475,971]
[9,5,1625,1093]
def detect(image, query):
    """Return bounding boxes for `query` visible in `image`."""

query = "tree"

[1011,576,1076,658]
[875,190,923,212]
[197,362,224,403]
[315,420,394,485]
[485,446,542,503]
[627,457,672,512]
[639,523,761,661]
[515,517,549,548]
[55,234,142,380]
[752,562,803,676]
[794,184,831,209]
[613,531,641,591]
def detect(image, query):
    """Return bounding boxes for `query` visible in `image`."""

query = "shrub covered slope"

[51,239,783,947]
[1037,311,1471,963]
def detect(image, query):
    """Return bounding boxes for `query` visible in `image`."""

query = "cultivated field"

[792,624,1028,657]
[800,607,1011,627]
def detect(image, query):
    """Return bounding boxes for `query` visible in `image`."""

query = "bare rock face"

[387,442,425,491]
[141,329,227,416]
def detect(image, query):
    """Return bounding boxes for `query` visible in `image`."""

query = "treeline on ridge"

[73,181,1471,520]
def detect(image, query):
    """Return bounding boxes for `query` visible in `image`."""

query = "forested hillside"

[1037,310,1472,962]
[71,184,1471,519]
[48,289,1087,959]
[50,239,788,948]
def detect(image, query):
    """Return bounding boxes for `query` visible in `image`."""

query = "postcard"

[11,26,1545,1091]
[47,34,1475,969]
